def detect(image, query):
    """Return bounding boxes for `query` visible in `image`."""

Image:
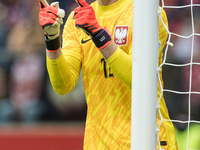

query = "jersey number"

[101,58,114,78]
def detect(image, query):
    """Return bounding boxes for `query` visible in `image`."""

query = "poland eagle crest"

[114,26,129,46]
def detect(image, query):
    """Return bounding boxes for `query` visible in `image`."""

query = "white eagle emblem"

[114,26,129,46]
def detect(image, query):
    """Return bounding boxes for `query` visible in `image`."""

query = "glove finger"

[39,0,49,8]
[39,2,45,9]
[39,12,56,26]
[52,21,60,28]
[57,8,65,18]
[74,8,92,20]
[50,2,65,18]
[44,7,64,18]
[45,6,58,16]
[51,1,59,8]
[74,6,85,14]
[73,6,82,19]
[73,6,89,19]
[75,0,89,7]
[56,17,63,25]
[40,18,54,28]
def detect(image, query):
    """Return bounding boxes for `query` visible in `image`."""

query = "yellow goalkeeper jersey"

[46,0,178,149]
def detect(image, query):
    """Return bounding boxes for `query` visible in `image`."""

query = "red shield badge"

[114,26,129,46]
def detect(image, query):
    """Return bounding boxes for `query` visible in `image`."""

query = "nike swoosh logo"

[81,38,92,44]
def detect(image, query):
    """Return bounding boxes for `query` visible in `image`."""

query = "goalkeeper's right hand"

[39,0,65,40]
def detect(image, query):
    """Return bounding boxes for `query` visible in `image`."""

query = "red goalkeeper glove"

[74,0,112,50]
[39,0,65,52]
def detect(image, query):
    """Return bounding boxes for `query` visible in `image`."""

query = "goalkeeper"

[38,0,178,149]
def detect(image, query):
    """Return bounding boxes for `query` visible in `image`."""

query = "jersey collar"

[95,0,131,17]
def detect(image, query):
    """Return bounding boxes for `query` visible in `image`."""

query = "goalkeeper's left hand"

[74,0,112,50]
[39,1,65,40]
[38,0,65,52]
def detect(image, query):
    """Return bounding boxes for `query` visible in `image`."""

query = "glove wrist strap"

[92,28,112,50]
[45,36,61,52]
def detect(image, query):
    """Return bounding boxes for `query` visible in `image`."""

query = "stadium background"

[0,0,199,149]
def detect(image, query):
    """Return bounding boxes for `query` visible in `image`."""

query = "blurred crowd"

[0,0,96,123]
[0,0,200,148]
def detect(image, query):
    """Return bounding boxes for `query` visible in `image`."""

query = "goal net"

[159,0,200,149]
[132,0,200,149]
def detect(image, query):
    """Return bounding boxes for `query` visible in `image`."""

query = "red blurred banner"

[0,123,85,150]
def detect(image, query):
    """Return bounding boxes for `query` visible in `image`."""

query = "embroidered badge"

[114,26,129,46]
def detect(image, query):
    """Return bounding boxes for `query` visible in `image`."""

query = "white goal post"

[131,0,159,149]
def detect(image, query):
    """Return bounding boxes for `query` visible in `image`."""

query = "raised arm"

[38,0,81,94]
[74,0,132,88]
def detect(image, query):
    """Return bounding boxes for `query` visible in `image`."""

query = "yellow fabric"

[46,0,178,149]
[106,47,132,89]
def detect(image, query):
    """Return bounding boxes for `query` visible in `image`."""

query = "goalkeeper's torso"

[61,0,178,149]
[81,1,132,149]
